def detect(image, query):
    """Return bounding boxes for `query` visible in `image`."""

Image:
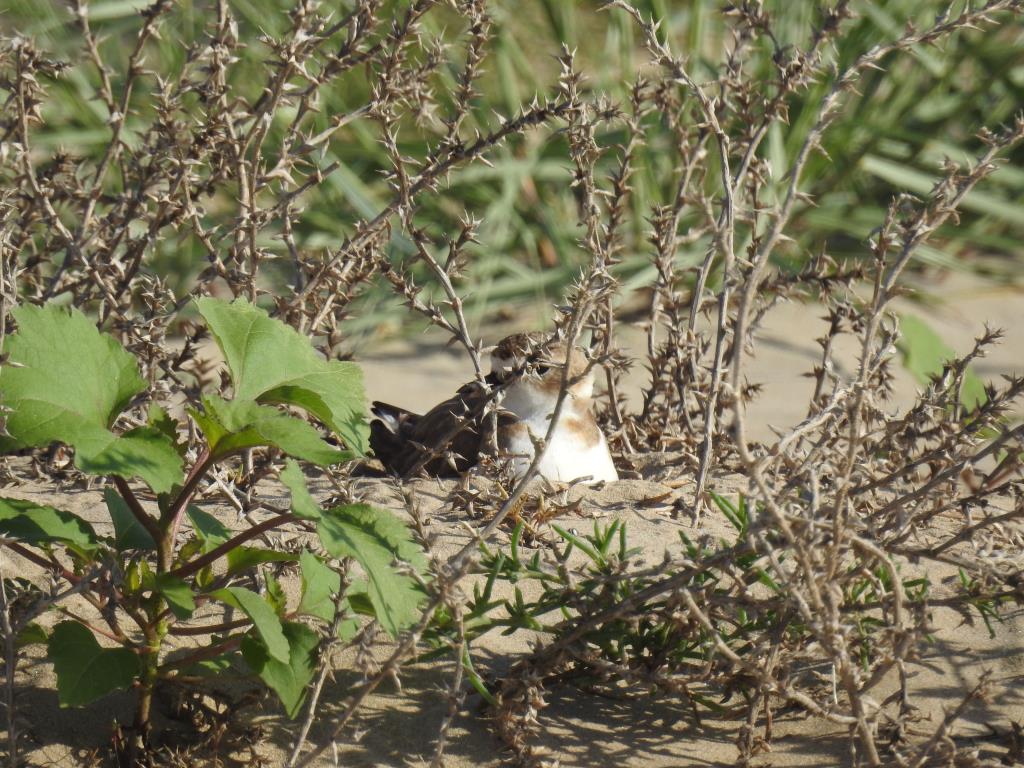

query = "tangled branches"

[2,1,1024,766]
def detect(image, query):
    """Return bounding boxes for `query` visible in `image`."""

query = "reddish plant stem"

[159,635,243,672]
[167,617,252,636]
[60,609,130,644]
[5,544,151,635]
[6,542,77,583]
[168,513,296,580]
[113,476,161,543]
[158,447,216,572]
[164,447,213,532]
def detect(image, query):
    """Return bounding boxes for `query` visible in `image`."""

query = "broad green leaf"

[153,574,196,620]
[186,505,232,552]
[196,298,369,454]
[897,315,986,410]
[240,621,319,719]
[210,587,289,663]
[192,396,348,466]
[281,460,321,520]
[72,426,183,495]
[0,497,99,551]
[226,547,297,577]
[260,380,366,455]
[317,504,426,637]
[299,551,341,622]
[104,487,156,551]
[0,305,142,429]
[0,305,183,493]
[47,621,140,707]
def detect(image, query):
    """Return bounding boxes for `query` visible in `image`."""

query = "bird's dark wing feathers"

[369,379,498,478]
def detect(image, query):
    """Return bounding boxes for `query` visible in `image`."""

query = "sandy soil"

[2,272,1023,766]
[4,462,1023,767]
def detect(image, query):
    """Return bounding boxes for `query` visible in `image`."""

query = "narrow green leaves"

[0,305,183,493]
[186,505,232,552]
[47,622,141,707]
[225,548,297,577]
[196,298,369,455]
[317,504,426,637]
[0,497,99,552]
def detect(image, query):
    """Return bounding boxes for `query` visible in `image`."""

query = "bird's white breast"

[499,382,618,484]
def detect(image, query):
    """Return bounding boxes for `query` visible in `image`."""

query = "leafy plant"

[1,0,1022,765]
[433,491,1019,765]
[0,299,426,755]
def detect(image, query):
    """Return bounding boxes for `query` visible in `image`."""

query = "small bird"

[369,333,619,484]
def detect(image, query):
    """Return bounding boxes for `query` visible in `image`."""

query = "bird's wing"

[369,401,419,473]
[370,379,498,477]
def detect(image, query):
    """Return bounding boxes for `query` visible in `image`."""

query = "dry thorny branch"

[1,0,1023,766]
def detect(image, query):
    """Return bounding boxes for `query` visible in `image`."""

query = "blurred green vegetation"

[3,0,1023,335]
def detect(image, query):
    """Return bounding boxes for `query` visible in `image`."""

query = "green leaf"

[225,547,297,577]
[861,154,1024,228]
[104,487,156,551]
[196,298,369,454]
[210,587,289,663]
[74,427,184,495]
[177,651,245,679]
[186,505,231,552]
[897,315,987,410]
[281,460,321,520]
[153,574,196,620]
[317,504,425,637]
[0,304,142,429]
[193,396,348,466]
[0,497,99,551]
[298,551,341,622]
[17,623,48,647]
[344,582,374,618]
[265,574,287,614]
[0,304,183,493]
[47,621,140,707]
[240,621,319,719]
[148,403,187,458]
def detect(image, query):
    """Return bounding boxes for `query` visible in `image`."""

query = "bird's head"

[489,332,594,400]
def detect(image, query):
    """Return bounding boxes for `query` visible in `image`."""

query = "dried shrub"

[1,1,1023,767]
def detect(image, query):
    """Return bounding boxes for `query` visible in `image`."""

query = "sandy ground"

[2,272,1023,766]
[4,464,1023,767]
